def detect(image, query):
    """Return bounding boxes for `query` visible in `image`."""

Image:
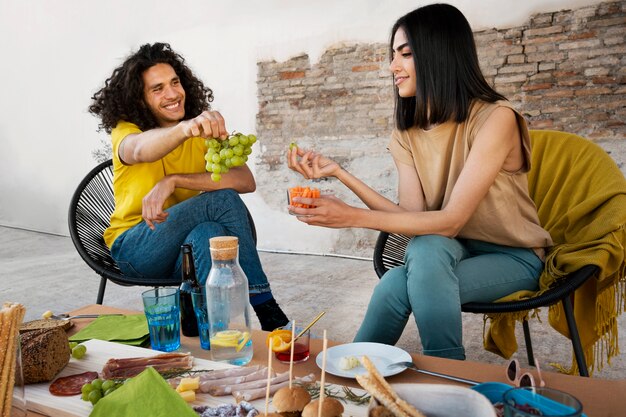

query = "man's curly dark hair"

[88,42,214,133]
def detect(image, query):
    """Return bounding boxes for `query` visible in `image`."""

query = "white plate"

[316,342,412,379]
[370,384,497,417]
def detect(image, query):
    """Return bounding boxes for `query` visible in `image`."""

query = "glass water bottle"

[205,236,253,365]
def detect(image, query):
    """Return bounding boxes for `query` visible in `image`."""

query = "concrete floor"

[1,226,624,379]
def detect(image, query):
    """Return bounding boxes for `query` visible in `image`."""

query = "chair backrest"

[68,159,258,284]
[67,159,122,278]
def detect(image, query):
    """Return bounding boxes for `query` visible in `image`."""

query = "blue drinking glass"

[191,289,211,350]
[141,287,181,352]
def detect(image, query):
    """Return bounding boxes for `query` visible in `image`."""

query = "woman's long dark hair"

[89,42,213,133]
[391,3,505,130]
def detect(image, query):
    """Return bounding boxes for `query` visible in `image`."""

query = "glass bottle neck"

[210,257,239,266]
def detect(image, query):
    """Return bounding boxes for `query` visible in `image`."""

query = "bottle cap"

[209,236,239,260]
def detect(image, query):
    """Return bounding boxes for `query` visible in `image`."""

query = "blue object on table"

[472,382,513,404]
[191,289,210,350]
[472,383,587,417]
[142,287,181,352]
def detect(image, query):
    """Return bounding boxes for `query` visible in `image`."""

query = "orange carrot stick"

[302,188,310,208]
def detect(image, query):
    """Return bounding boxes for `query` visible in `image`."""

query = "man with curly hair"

[88,42,289,331]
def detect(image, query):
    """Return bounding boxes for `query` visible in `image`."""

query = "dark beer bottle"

[179,244,200,337]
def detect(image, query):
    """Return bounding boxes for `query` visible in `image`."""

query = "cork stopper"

[209,236,239,260]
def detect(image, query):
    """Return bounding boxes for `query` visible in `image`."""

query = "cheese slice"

[176,377,200,392]
[178,389,196,402]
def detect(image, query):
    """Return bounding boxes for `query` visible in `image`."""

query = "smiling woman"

[389,28,416,98]
[285,3,552,361]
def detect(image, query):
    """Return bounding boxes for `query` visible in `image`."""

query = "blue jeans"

[110,189,271,294]
[354,235,544,360]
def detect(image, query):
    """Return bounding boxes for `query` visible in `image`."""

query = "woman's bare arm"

[293,107,521,236]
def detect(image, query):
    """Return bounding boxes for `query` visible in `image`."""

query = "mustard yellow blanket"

[484,130,626,375]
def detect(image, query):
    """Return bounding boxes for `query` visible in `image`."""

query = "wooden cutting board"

[22,339,370,417]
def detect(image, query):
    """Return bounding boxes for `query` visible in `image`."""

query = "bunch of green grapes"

[80,378,124,405]
[204,132,257,182]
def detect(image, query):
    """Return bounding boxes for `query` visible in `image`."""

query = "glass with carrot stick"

[287,186,319,217]
[288,186,320,208]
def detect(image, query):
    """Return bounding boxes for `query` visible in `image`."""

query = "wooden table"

[18,304,626,417]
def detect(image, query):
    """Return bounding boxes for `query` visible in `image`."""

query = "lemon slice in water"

[214,330,242,340]
[211,330,242,347]
[236,331,250,352]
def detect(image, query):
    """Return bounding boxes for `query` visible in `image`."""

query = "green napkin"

[90,366,197,417]
[69,314,150,346]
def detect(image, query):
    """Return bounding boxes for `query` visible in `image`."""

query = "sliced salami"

[49,371,99,396]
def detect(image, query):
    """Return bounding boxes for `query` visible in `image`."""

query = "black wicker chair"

[373,233,597,377]
[370,131,620,377]
[68,159,257,304]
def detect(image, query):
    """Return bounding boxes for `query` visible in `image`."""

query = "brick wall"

[477,1,626,139]
[256,1,626,256]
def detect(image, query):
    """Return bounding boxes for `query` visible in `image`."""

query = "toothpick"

[265,337,273,416]
[318,329,327,417]
[289,320,296,389]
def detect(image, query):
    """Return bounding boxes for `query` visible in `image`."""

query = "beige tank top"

[388,100,552,256]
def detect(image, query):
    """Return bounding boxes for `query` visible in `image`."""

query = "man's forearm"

[122,124,189,164]
[167,166,256,194]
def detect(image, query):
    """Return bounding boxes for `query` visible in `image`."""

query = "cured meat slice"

[233,373,316,402]
[102,352,193,379]
[199,365,261,381]
[200,368,272,394]
[205,371,288,396]
[168,365,262,388]
[49,371,99,396]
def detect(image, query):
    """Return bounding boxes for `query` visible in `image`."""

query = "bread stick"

[0,303,26,417]
[356,374,410,417]
[357,356,426,417]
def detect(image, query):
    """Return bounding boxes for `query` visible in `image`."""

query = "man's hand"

[118,110,228,165]
[180,110,228,140]
[142,177,176,230]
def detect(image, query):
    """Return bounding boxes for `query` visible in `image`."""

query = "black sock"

[249,292,272,307]
[252,298,289,331]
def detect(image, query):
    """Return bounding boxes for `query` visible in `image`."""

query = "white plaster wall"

[0,0,607,254]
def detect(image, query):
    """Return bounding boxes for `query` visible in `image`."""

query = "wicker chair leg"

[96,276,107,305]
[563,296,589,377]
[522,319,535,367]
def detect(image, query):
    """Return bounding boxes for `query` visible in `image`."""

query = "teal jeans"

[354,235,544,360]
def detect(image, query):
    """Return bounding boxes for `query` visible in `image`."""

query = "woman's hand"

[287,146,341,180]
[289,194,356,228]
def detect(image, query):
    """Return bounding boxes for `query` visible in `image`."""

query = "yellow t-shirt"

[103,121,207,248]
[388,100,553,252]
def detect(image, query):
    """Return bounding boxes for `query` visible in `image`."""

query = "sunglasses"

[506,358,546,388]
